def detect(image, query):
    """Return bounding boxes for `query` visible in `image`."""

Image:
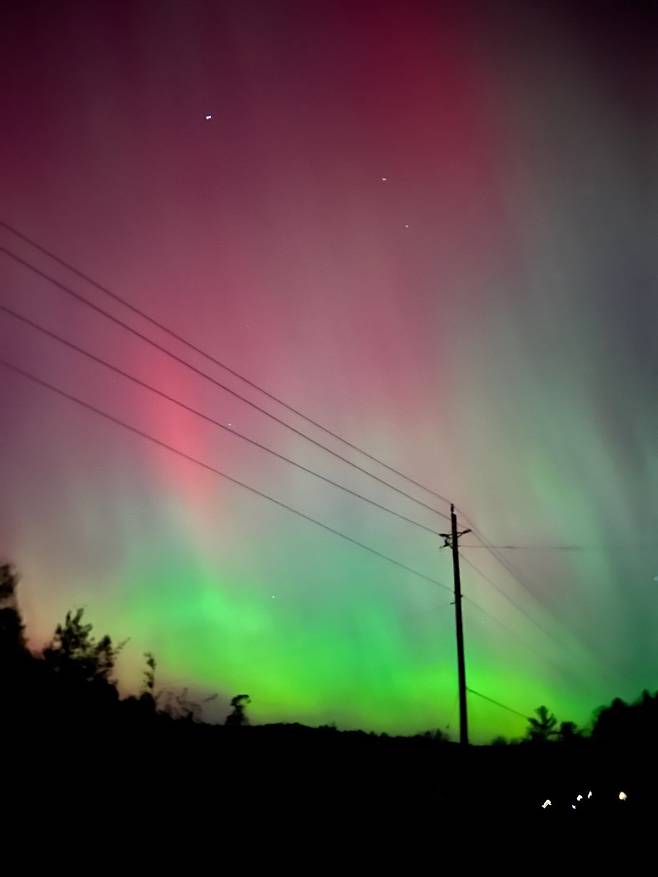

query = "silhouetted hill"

[1,562,654,831]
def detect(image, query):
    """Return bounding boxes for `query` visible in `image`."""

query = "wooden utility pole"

[441,505,471,746]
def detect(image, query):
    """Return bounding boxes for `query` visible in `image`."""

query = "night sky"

[1,0,656,741]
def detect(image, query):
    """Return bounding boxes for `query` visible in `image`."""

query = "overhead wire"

[461,591,582,686]
[0,245,452,523]
[459,547,620,687]
[455,510,581,654]
[0,357,453,593]
[2,224,626,737]
[460,544,596,551]
[458,550,558,647]
[0,220,455,507]
[0,245,588,677]
[461,517,547,599]
[0,303,441,537]
[466,687,530,721]
[1,222,608,696]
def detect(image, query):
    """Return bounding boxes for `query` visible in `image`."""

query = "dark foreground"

[7,713,651,834]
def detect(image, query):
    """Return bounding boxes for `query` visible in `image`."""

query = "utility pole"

[440,504,471,746]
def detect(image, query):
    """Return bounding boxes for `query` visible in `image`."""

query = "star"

[205,113,213,121]
[380,177,388,182]
[403,224,409,229]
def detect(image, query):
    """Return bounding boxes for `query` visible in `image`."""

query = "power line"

[2,226,606,691]
[458,549,569,657]
[0,245,451,524]
[0,304,441,537]
[457,514,628,683]
[0,234,559,714]
[460,544,595,551]
[0,357,453,593]
[1,223,612,734]
[4,228,621,612]
[459,545,616,687]
[0,220,455,509]
[466,687,530,721]
[459,543,583,681]
[463,520,545,597]
[458,550,554,642]
[463,542,656,552]
[463,593,547,661]
[462,593,579,686]
[456,510,566,629]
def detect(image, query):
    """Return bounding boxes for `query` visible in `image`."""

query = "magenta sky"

[1,1,656,739]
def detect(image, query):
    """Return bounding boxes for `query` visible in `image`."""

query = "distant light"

[541,799,551,809]
[403,224,409,229]
[380,177,388,182]
[205,113,213,120]
[619,791,627,801]
[228,423,232,427]
[576,795,583,801]
[571,805,576,810]
[587,791,593,799]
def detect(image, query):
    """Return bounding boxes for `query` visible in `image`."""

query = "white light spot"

[380,177,388,182]
[271,594,276,599]
[619,791,627,801]
[541,799,551,809]
[587,791,592,799]
[403,224,409,229]
[571,804,576,810]
[228,423,232,427]
[576,795,583,801]
[205,113,213,120]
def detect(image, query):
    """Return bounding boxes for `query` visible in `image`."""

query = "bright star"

[205,113,213,120]
[380,176,388,182]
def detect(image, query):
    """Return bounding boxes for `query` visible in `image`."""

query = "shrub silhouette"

[526,705,559,743]
[226,693,251,726]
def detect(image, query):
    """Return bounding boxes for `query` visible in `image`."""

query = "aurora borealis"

[1,1,656,742]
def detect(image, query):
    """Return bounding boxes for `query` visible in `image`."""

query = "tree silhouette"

[225,693,251,727]
[142,651,156,695]
[557,720,582,743]
[422,728,448,743]
[526,705,558,743]
[0,563,33,730]
[0,563,26,658]
[592,691,658,747]
[7,549,658,821]
[42,608,125,699]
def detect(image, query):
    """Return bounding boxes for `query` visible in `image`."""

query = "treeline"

[1,562,655,822]
[3,562,656,747]
[0,563,252,733]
